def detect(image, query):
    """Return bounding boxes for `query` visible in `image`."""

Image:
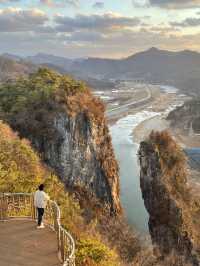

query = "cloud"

[55,12,141,32]
[0,5,200,58]
[67,31,105,42]
[0,8,49,32]
[63,29,200,58]
[0,0,20,3]
[171,17,200,27]
[149,26,180,33]
[93,1,104,9]
[40,0,79,7]
[149,0,200,9]
[132,0,149,8]
[1,23,200,58]
[133,0,200,9]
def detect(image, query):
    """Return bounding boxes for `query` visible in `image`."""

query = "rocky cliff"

[139,131,200,265]
[31,111,120,214]
[167,99,200,135]
[0,68,121,214]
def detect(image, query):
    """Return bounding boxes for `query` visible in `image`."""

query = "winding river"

[110,111,160,233]
[109,85,184,233]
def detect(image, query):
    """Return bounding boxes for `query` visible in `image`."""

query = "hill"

[26,53,73,70]
[70,48,200,94]
[2,48,200,95]
[22,48,200,95]
[0,56,37,81]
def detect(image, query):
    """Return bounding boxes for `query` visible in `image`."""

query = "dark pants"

[37,208,44,226]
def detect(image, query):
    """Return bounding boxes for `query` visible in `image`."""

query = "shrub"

[76,237,120,266]
[147,130,189,197]
[0,121,44,192]
[149,130,186,170]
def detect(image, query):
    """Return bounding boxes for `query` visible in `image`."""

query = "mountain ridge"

[2,47,200,68]
[1,47,200,94]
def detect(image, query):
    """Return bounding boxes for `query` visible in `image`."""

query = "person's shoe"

[37,224,45,229]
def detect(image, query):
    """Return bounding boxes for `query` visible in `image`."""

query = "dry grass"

[147,130,188,196]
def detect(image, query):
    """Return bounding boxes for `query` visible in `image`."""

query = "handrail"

[0,192,75,266]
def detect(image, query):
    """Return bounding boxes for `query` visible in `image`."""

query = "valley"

[1,49,200,265]
[92,80,199,234]
[1,0,200,263]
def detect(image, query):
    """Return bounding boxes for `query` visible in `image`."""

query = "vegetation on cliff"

[0,67,104,122]
[148,130,188,193]
[0,121,43,192]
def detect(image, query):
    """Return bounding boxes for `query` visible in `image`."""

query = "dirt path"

[0,219,60,266]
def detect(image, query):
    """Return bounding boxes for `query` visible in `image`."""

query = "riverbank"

[133,115,169,143]
[132,86,188,144]
[133,111,200,148]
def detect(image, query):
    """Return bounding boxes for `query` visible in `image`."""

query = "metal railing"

[0,193,75,266]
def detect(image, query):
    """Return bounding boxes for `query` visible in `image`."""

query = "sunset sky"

[0,0,200,58]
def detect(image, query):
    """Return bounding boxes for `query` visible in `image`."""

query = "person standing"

[34,184,50,229]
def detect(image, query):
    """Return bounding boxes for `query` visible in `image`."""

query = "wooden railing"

[0,193,75,266]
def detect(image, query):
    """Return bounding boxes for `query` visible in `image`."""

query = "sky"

[0,0,200,58]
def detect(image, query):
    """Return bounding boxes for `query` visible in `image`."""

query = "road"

[106,86,152,119]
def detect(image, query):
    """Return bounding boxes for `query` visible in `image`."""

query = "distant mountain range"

[26,53,74,70]
[0,55,37,81]
[1,47,200,94]
[0,54,114,91]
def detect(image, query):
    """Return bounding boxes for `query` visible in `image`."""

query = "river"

[110,111,160,233]
[107,84,184,233]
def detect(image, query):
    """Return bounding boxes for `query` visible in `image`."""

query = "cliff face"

[0,68,121,214]
[139,131,200,265]
[30,111,120,213]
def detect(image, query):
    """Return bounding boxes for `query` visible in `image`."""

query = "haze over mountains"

[1,47,200,95]
[0,55,37,81]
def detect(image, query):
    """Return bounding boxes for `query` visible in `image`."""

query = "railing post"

[31,194,36,220]
[60,228,65,262]
[53,204,60,252]
[0,193,3,220]
[0,193,8,221]
[4,193,8,220]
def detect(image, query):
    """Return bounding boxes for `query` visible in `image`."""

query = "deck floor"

[0,219,60,266]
